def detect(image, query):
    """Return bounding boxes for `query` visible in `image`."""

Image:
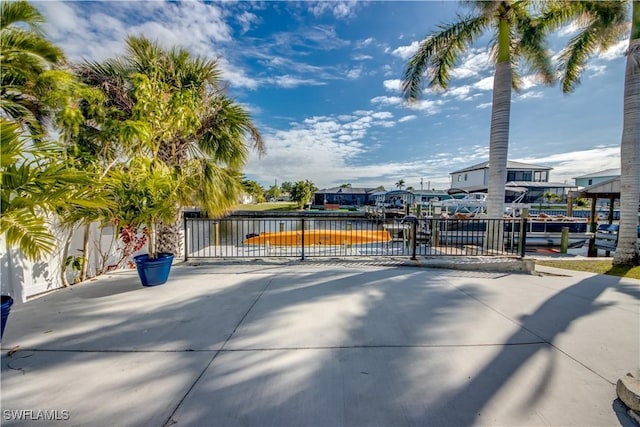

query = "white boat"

[440,192,487,215]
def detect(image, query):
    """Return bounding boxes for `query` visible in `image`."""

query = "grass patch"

[233,202,299,212]
[535,259,640,279]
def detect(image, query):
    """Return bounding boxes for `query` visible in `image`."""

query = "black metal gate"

[184,216,525,260]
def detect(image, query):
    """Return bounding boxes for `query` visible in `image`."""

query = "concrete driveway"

[1,260,638,426]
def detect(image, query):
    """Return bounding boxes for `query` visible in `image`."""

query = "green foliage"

[76,36,264,255]
[290,180,317,209]
[574,198,588,207]
[242,179,265,202]
[403,1,561,99]
[544,191,561,203]
[536,259,640,280]
[63,255,86,284]
[553,1,629,93]
[0,119,109,261]
[1,0,65,140]
[280,181,294,193]
[108,157,183,257]
[395,179,405,189]
[265,185,282,200]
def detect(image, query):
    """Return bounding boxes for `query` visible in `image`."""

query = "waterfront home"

[573,168,620,188]
[312,186,384,208]
[449,160,577,204]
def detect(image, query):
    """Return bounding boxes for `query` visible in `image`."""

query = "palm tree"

[77,36,264,257]
[555,1,638,265]
[0,0,64,140]
[395,179,406,190]
[0,120,106,261]
[403,1,560,233]
[1,1,108,264]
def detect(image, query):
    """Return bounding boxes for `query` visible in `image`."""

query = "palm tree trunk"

[60,228,73,287]
[156,207,183,257]
[486,60,512,250]
[79,223,91,281]
[613,13,640,266]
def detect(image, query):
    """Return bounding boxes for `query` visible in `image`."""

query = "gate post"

[184,216,188,262]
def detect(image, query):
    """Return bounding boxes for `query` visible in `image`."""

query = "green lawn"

[233,202,299,212]
[535,259,640,279]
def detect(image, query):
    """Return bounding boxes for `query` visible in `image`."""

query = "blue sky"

[38,1,628,190]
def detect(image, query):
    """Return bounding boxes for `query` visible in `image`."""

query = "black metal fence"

[184,216,525,260]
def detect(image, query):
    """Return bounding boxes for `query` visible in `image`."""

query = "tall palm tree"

[403,1,560,249]
[1,1,107,263]
[77,36,264,256]
[556,1,638,265]
[395,179,406,190]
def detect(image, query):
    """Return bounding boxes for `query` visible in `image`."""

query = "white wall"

[450,169,486,190]
[0,219,178,303]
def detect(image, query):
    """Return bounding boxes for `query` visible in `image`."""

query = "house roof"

[570,177,621,198]
[450,160,552,174]
[316,187,379,195]
[507,181,576,189]
[572,168,621,179]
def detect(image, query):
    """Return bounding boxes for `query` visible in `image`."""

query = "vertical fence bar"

[301,218,305,261]
[184,217,189,261]
[520,217,528,258]
[411,219,417,260]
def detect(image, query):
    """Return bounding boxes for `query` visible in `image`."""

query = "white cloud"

[598,39,627,61]
[516,146,619,184]
[383,79,402,92]
[217,57,260,89]
[476,102,492,109]
[382,64,394,77]
[473,76,494,91]
[444,85,472,101]
[558,21,582,37]
[519,75,539,91]
[266,75,327,88]
[391,40,422,60]
[237,11,259,34]
[358,37,375,48]
[371,96,403,106]
[398,115,417,122]
[517,91,543,100]
[245,111,409,188]
[308,1,361,19]
[585,64,607,78]
[352,54,373,61]
[371,96,442,115]
[405,99,442,114]
[346,68,362,79]
[450,49,491,79]
[371,111,393,119]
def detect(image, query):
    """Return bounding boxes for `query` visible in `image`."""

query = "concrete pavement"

[1,260,638,426]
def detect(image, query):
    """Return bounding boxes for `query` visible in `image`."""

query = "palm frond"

[0,210,56,261]
[403,13,489,100]
[0,1,44,32]
[515,7,555,85]
[555,0,629,93]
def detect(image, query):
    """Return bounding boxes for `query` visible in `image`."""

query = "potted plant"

[111,157,182,286]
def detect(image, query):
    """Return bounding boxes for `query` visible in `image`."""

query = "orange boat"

[242,229,392,246]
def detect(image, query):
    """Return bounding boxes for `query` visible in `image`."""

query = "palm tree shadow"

[423,273,629,425]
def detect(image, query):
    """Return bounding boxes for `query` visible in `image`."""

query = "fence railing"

[184,216,525,260]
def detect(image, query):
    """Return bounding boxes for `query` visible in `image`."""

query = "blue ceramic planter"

[134,253,174,286]
[1,295,14,339]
